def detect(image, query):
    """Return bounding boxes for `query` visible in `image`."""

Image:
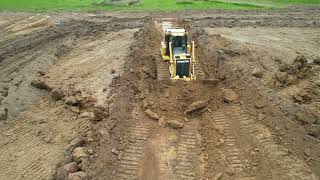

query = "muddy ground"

[0,6,319,180]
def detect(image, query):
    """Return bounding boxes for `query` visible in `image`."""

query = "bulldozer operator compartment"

[165,34,188,55]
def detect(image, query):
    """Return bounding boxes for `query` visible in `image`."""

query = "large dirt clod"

[304,124,320,139]
[65,96,79,106]
[252,69,264,78]
[275,71,288,84]
[168,120,184,129]
[30,78,51,90]
[145,109,160,120]
[313,57,320,65]
[68,171,88,180]
[158,116,167,127]
[50,88,65,100]
[222,88,238,103]
[63,162,79,174]
[65,137,86,155]
[0,106,8,121]
[185,100,208,114]
[72,147,87,162]
[294,112,315,125]
[92,106,108,121]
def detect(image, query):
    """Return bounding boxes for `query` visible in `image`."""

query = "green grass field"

[0,0,319,12]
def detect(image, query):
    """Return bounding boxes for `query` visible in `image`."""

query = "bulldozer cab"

[164,29,188,55]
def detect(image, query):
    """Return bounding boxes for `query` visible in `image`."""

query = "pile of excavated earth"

[0,6,319,180]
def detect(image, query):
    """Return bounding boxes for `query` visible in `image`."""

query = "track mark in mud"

[116,121,154,180]
[0,125,58,180]
[228,105,318,180]
[155,121,201,180]
[194,63,205,80]
[0,106,92,180]
[211,111,255,179]
[173,121,200,180]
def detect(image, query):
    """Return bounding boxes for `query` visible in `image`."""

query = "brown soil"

[0,6,319,180]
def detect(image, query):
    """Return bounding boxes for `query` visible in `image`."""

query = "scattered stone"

[37,70,46,76]
[50,88,65,100]
[294,55,308,68]
[111,69,116,74]
[148,101,155,106]
[111,148,119,155]
[79,158,90,171]
[65,137,85,155]
[87,148,94,155]
[183,117,190,122]
[30,78,50,90]
[72,147,87,162]
[222,88,238,103]
[202,78,219,85]
[304,124,320,138]
[65,96,79,106]
[213,172,223,180]
[168,120,184,129]
[294,112,315,125]
[226,167,235,175]
[213,123,224,135]
[275,71,288,84]
[185,100,208,114]
[0,106,7,121]
[252,69,264,78]
[44,132,54,143]
[84,112,95,121]
[56,166,68,180]
[258,113,266,121]
[165,91,170,98]
[93,107,108,121]
[129,68,134,73]
[145,109,160,120]
[215,138,225,147]
[254,102,265,109]
[63,162,78,174]
[158,117,167,127]
[313,57,320,65]
[304,148,311,156]
[68,171,88,180]
[142,100,148,109]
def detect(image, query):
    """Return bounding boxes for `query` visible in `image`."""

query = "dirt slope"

[0,14,144,180]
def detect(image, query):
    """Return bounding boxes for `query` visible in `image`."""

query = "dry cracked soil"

[0,6,319,180]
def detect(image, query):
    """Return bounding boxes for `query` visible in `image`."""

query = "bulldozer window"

[171,36,187,48]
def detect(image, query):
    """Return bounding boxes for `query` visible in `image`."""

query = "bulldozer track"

[211,110,256,179]
[228,105,318,180]
[116,121,154,180]
[156,59,170,81]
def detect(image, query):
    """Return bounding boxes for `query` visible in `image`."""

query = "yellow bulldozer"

[160,28,196,81]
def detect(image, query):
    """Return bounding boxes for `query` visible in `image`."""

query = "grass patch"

[0,0,319,12]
